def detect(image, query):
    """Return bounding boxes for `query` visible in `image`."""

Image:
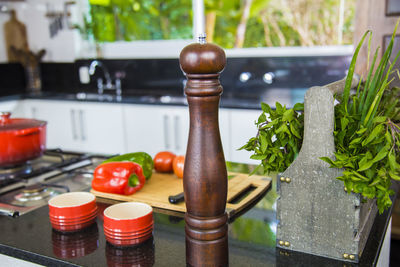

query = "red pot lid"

[0,112,47,132]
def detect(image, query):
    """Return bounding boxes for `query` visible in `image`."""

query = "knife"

[168,192,184,204]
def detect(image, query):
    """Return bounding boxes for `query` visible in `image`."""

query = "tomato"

[173,155,185,178]
[153,151,176,173]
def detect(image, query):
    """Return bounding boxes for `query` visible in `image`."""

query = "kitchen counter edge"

[0,93,264,110]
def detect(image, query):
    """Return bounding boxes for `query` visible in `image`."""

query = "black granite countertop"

[0,162,397,267]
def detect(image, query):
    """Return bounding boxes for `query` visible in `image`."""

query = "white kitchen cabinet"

[23,99,79,151]
[123,105,231,159]
[123,105,188,157]
[1,98,259,163]
[78,102,125,155]
[229,108,262,164]
[22,100,125,155]
[218,109,231,162]
[0,100,17,113]
[0,100,25,117]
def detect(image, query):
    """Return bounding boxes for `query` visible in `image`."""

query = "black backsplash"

[74,56,350,98]
[40,63,77,93]
[224,57,349,89]
[0,62,77,95]
[0,63,25,96]
[0,55,351,99]
[75,59,185,96]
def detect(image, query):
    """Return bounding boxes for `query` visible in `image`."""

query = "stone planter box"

[276,79,377,263]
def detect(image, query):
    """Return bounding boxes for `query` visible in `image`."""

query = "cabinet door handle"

[163,115,170,149]
[79,110,86,141]
[31,107,37,118]
[174,115,180,151]
[71,109,78,140]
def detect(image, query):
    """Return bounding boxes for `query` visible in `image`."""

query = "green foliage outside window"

[82,0,192,42]
[208,0,356,48]
[82,0,356,48]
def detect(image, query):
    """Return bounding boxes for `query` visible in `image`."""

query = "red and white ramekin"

[48,192,97,232]
[103,202,153,246]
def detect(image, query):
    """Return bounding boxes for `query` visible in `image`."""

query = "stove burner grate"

[0,164,33,188]
[0,149,88,188]
[0,151,106,216]
[12,184,60,207]
[0,164,33,178]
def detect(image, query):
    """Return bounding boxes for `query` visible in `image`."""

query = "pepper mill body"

[180,43,228,267]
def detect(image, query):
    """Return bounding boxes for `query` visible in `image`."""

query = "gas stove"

[0,149,109,217]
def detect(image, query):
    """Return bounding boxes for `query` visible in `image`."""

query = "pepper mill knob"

[180,42,228,267]
[180,43,226,75]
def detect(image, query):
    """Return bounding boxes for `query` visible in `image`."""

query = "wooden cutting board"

[4,10,29,62]
[91,172,271,218]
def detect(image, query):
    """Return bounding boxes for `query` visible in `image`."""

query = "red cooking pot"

[0,112,47,167]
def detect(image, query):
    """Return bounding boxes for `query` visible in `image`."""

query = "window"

[80,0,356,58]
[83,0,192,42]
[207,0,356,48]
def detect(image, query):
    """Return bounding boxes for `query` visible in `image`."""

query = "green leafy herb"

[241,22,400,214]
[239,102,304,174]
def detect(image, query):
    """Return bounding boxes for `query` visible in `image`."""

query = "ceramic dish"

[103,202,153,231]
[48,192,97,232]
[49,208,98,223]
[49,207,98,221]
[49,212,98,226]
[103,202,153,246]
[49,192,96,218]
[103,226,153,239]
[103,222,153,234]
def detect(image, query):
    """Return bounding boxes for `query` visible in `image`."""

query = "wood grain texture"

[180,43,225,75]
[3,10,29,62]
[180,42,229,266]
[91,172,271,218]
[354,0,399,76]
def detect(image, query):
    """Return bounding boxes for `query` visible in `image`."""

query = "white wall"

[0,0,78,62]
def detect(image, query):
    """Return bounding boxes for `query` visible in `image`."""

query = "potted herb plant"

[240,23,400,262]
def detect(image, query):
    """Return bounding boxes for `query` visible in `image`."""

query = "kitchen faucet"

[88,60,122,97]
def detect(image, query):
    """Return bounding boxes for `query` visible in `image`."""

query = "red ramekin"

[103,202,153,246]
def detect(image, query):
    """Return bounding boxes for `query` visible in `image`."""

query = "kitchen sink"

[72,92,187,105]
[128,95,187,105]
[159,95,187,105]
[75,92,120,102]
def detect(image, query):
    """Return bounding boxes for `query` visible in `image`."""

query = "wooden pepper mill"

[179,42,228,267]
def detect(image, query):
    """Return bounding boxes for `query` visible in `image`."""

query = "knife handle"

[168,192,184,204]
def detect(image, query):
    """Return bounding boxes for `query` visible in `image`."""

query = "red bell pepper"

[92,162,146,195]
